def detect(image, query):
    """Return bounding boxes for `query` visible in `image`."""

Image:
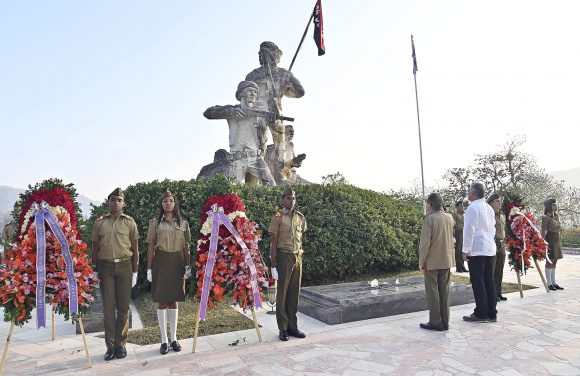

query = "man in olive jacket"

[418,193,455,331]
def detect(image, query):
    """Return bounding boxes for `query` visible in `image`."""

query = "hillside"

[551,166,580,188]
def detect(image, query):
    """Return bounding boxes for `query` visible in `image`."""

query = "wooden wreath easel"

[515,258,550,298]
[0,314,92,375]
[192,290,262,353]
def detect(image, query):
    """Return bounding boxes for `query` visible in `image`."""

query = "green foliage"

[562,228,580,247]
[86,176,423,296]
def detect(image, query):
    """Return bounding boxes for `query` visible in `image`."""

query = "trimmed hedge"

[85,176,423,296]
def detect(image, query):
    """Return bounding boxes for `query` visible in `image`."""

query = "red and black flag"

[411,35,418,75]
[313,0,325,56]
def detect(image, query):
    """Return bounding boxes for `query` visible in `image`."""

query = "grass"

[127,292,256,345]
[450,274,537,293]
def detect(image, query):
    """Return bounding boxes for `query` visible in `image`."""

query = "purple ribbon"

[198,204,262,321]
[33,201,79,328]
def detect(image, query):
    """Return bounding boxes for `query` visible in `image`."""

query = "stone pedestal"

[75,289,132,334]
[298,276,474,325]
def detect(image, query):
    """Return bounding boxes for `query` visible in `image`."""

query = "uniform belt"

[227,150,260,161]
[101,257,132,263]
[495,239,505,244]
[278,248,299,255]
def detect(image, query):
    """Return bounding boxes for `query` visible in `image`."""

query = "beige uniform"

[1,221,17,262]
[269,208,307,332]
[418,210,455,326]
[146,217,190,302]
[90,213,138,351]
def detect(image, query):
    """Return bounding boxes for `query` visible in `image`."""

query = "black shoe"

[463,268,469,273]
[104,348,115,361]
[548,285,557,291]
[170,340,182,352]
[279,330,289,341]
[419,322,444,331]
[496,296,501,302]
[443,323,449,331]
[488,317,497,322]
[554,284,564,290]
[115,347,127,359]
[287,329,306,338]
[498,295,507,301]
[160,343,169,355]
[463,314,488,322]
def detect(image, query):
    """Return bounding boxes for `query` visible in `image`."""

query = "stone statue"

[245,41,305,163]
[202,81,276,186]
[265,124,308,184]
[196,149,231,180]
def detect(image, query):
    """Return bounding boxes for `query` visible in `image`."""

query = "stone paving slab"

[1,255,579,375]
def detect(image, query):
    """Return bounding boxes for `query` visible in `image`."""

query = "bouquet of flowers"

[0,183,98,326]
[505,198,547,273]
[194,193,268,310]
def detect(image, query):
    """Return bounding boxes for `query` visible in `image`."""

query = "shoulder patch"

[295,210,305,217]
[96,215,105,221]
[275,211,283,217]
[122,214,134,221]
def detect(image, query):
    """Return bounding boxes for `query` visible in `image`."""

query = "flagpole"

[411,35,426,215]
[289,5,316,72]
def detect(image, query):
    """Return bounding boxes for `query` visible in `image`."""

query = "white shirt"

[462,198,496,256]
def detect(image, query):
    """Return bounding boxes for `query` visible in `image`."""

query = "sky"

[1,1,579,201]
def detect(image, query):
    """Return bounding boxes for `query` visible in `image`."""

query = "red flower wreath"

[505,201,547,273]
[0,186,98,326]
[194,194,268,310]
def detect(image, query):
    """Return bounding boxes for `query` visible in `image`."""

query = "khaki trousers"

[424,269,451,326]
[492,241,506,295]
[276,252,302,331]
[99,260,132,350]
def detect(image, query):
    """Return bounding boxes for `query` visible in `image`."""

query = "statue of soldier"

[203,81,276,186]
[265,124,306,184]
[246,41,305,163]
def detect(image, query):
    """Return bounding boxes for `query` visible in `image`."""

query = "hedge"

[85,176,423,296]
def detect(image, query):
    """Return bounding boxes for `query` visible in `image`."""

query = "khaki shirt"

[90,213,139,260]
[1,221,17,259]
[269,208,307,254]
[146,217,191,253]
[419,211,455,270]
[452,212,464,231]
[494,213,506,241]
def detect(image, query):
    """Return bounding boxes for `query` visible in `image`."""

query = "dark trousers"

[454,230,465,270]
[276,252,302,331]
[492,241,506,295]
[424,269,451,325]
[99,260,132,350]
[468,256,497,319]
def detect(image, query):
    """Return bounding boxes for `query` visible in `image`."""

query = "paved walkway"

[1,255,580,375]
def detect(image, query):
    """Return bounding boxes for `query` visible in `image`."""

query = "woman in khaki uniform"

[146,190,191,354]
[542,198,563,291]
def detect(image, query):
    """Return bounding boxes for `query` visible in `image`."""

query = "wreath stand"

[515,256,550,298]
[0,315,92,375]
[192,290,262,353]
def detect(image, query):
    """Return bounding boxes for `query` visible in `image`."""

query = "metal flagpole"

[411,35,426,215]
[289,5,316,72]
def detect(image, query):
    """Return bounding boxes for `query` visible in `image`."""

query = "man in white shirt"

[462,182,497,322]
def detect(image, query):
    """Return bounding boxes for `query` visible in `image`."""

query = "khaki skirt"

[152,250,185,302]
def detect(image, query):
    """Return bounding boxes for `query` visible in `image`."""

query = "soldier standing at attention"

[269,187,307,341]
[452,200,468,273]
[91,188,139,361]
[487,194,507,301]
[1,201,19,263]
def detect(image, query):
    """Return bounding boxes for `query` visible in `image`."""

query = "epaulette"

[294,210,305,217]
[96,215,105,221]
[274,211,283,218]
[122,213,134,221]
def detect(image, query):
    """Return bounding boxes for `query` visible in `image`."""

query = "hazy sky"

[1,1,579,200]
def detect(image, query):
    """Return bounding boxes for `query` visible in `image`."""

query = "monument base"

[299,276,474,325]
[75,289,132,334]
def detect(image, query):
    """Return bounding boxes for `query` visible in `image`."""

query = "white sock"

[157,309,168,344]
[552,268,557,285]
[167,309,178,342]
[545,268,553,285]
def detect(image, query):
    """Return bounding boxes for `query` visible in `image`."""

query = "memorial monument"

[197,41,309,185]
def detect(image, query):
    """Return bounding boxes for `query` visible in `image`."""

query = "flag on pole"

[411,35,418,75]
[313,0,325,56]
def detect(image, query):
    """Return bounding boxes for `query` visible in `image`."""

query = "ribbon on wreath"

[510,210,550,275]
[199,204,262,320]
[33,201,78,328]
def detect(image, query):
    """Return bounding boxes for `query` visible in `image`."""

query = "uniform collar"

[161,214,176,222]
[282,208,295,215]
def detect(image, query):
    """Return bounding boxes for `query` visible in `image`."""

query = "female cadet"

[542,198,564,291]
[146,189,191,354]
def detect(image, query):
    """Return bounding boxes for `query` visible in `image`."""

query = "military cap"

[487,193,500,204]
[281,187,295,198]
[455,199,464,207]
[108,187,124,199]
[235,80,259,101]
